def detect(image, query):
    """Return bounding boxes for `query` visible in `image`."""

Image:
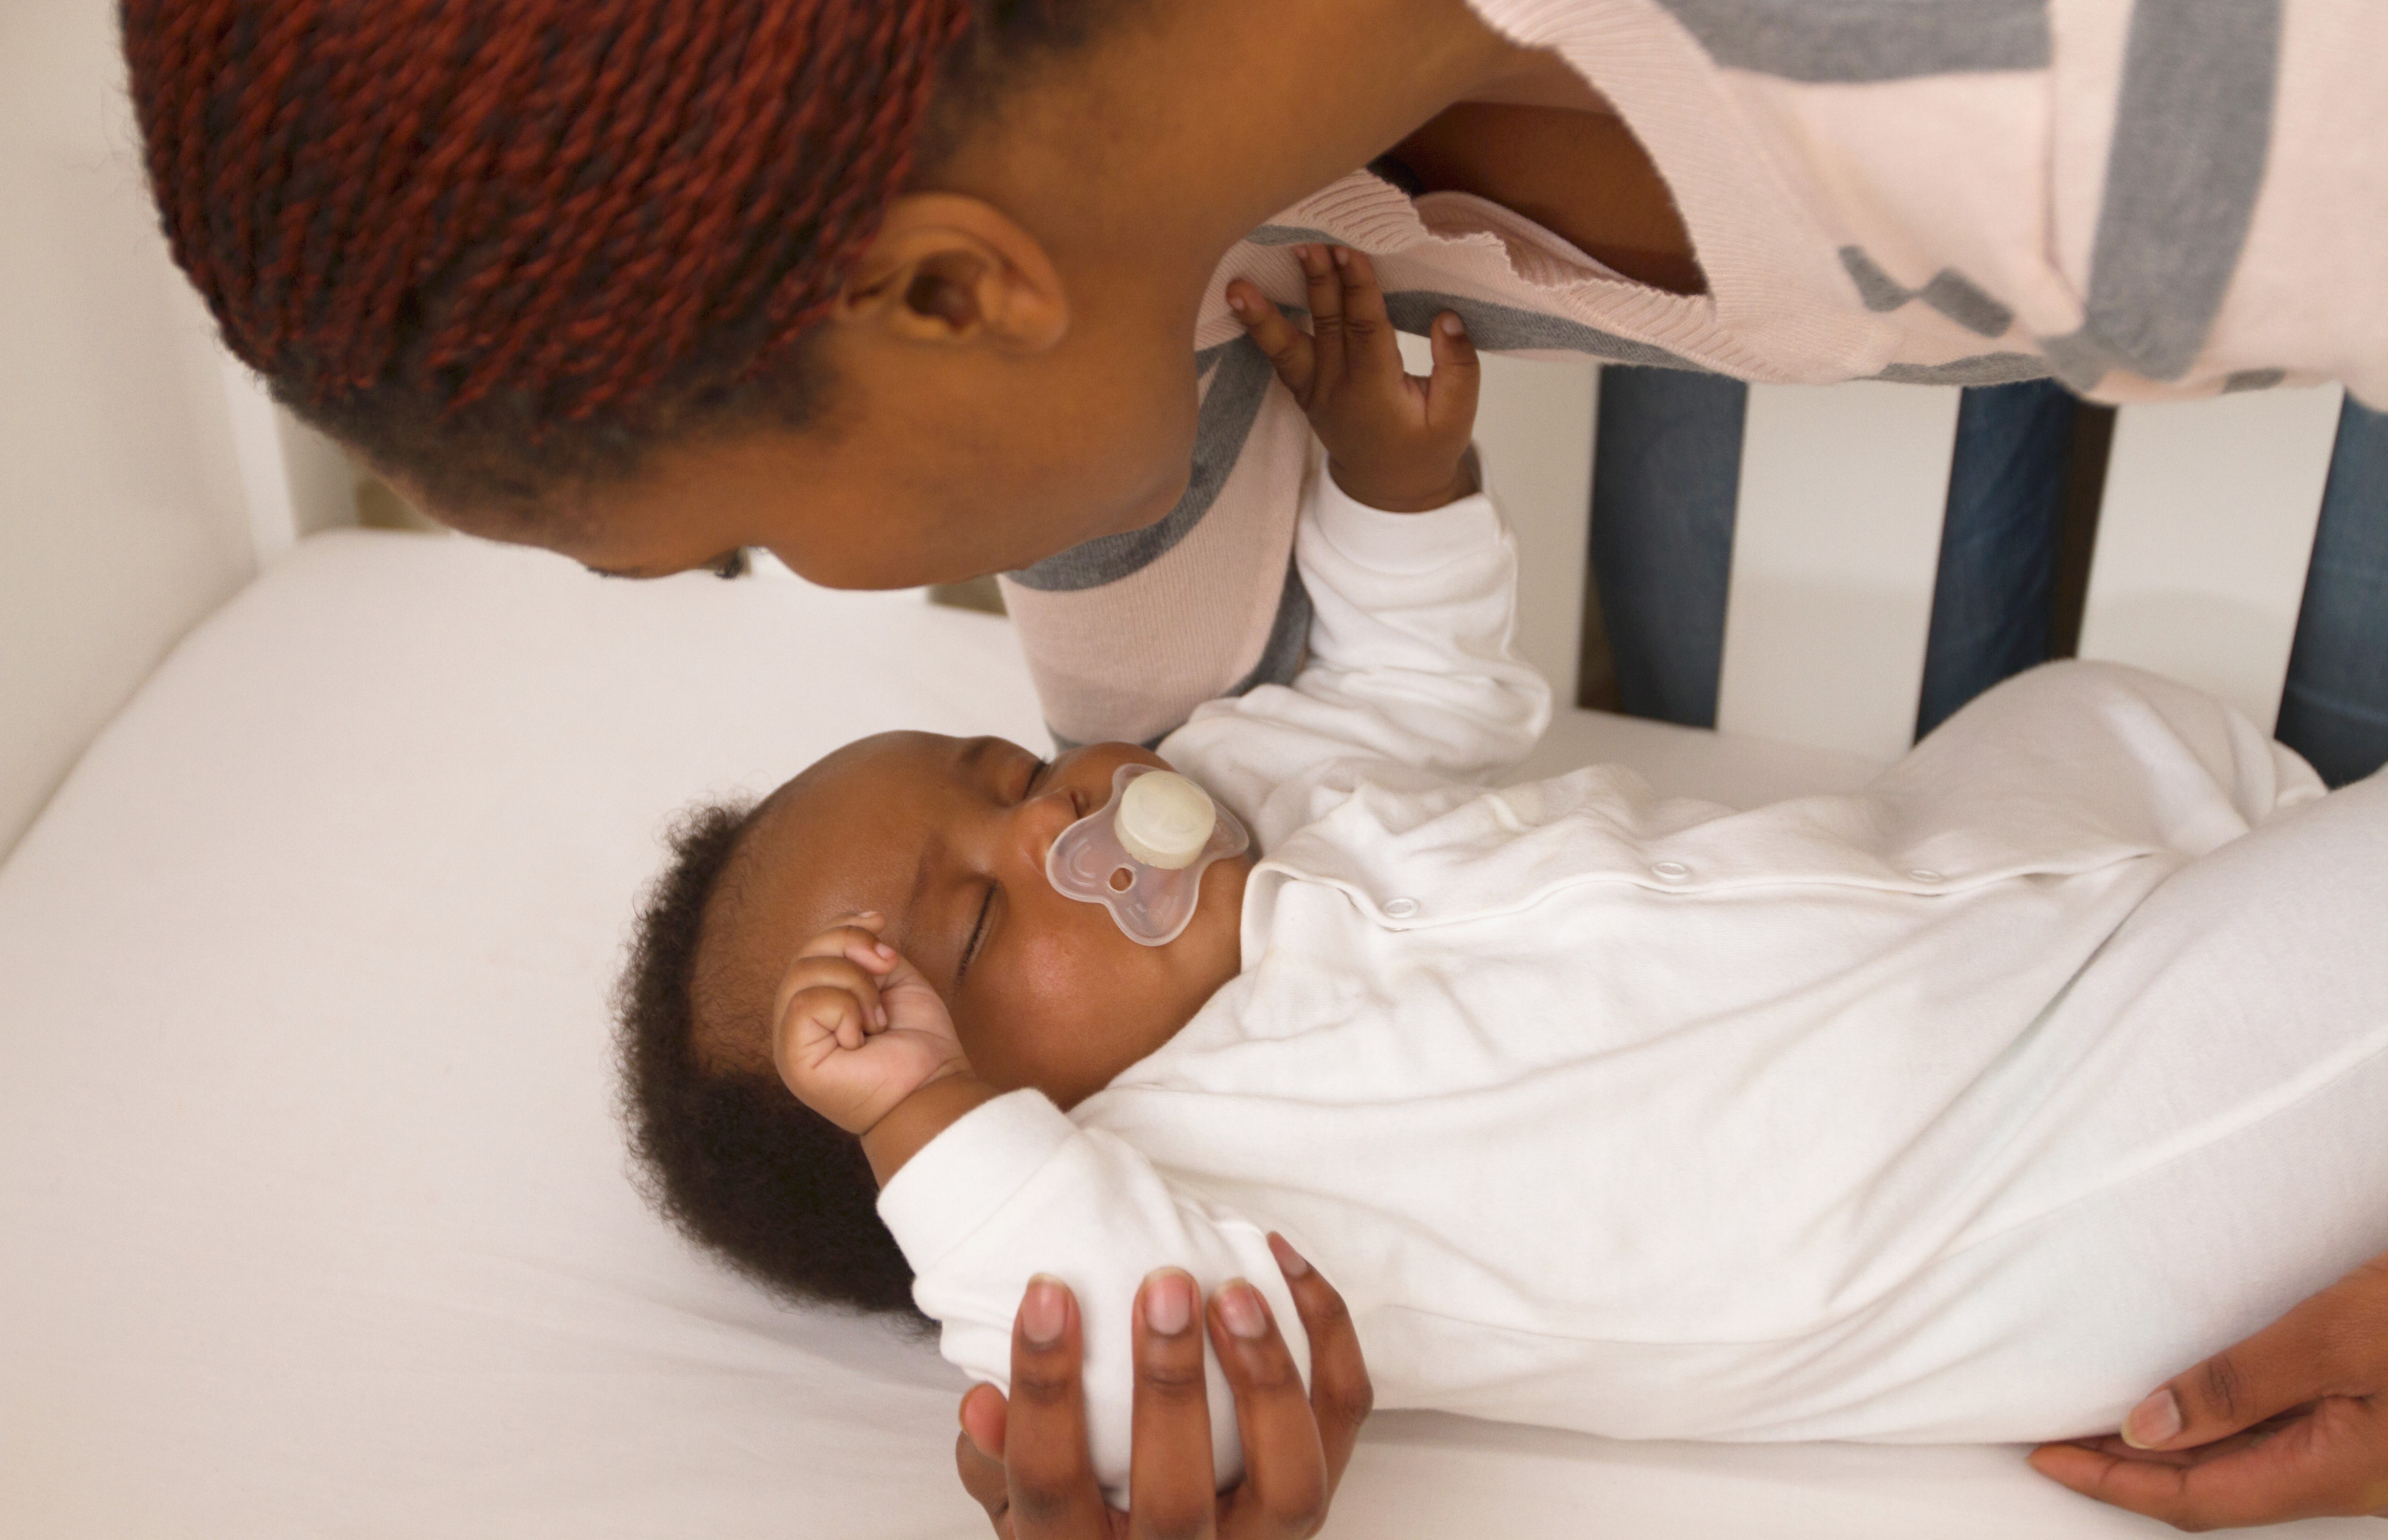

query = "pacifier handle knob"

[1115,771,1216,870]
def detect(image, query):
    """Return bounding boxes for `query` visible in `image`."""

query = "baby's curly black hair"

[614,801,920,1319]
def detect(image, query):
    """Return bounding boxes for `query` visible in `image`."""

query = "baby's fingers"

[1294,245,1347,394]
[797,914,898,970]
[775,954,887,1042]
[781,982,874,1061]
[1331,248,1403,384]
[1228,280,1313,400]
[1423,311,1480,441]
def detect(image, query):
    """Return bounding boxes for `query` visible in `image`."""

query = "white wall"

[1,3,268,857]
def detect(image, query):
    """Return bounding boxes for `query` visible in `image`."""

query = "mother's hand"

[953,1235,1372,1539]
[2029,1251,2388,1529]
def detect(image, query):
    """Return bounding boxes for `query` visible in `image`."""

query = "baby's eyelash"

[958,886,996,984]
[960,756,1048,984]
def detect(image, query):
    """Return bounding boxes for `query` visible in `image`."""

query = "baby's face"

[704,732,1251,1107]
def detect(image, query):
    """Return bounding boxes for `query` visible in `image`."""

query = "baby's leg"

[1821,769,2388,1442]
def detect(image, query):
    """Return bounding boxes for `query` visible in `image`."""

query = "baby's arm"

[1171,249,1551,837]
[770,919,1306,1503]
[884,1091,1306,1507]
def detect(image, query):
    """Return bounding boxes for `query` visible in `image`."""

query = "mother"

[125,0,2388,1531]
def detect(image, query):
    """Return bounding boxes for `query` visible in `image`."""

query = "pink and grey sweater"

[999,0,2388,749]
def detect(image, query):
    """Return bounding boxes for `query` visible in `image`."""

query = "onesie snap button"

[1908,868,1943,883]
[1650,861,1691,882]
[1382,896,1421,919]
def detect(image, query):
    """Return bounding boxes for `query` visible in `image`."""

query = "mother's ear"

[835,194,1068,354]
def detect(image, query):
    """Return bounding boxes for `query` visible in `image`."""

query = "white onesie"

[879,454,2388,1499]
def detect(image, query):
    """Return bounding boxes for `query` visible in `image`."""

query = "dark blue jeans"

[2278,398,2388,787]
[1590,371,2388,786]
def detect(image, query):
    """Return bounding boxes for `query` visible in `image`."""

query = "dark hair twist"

[123,0,978,512]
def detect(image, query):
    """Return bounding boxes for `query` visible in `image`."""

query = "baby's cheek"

[952,934,1098,1090]
[987,918,1168,1105]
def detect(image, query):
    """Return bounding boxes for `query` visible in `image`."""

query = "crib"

[2,9,2372,1539]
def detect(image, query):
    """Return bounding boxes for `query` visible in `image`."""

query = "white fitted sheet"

[1,530,2368,1538]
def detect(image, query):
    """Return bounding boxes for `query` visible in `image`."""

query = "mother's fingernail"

[1022,1275,1068,1347]
[1143,1269,1195,1336]
[1267,1233,1311,1278]
[2120,1388,2183,1448]
[1217,1280,1268,1340]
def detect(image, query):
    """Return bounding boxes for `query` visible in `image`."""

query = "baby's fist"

[771,914,969,1136]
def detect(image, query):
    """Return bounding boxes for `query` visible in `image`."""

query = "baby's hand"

[1227,245,1479,512]
[770,913,970,1136]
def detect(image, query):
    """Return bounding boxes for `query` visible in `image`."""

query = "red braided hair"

[123,0,994,508]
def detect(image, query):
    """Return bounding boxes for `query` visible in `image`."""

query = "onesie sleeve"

[1160,448,1552,847]
[878,1089,1308,1506]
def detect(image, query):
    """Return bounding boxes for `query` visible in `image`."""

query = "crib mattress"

[1,530,2364,1538]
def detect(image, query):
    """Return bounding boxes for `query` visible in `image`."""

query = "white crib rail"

[1451,347,2343,773]
[1714,383,1960,762]
[2074,386,2343,731]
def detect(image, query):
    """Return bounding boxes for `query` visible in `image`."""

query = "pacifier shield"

[1046,764,1249,946]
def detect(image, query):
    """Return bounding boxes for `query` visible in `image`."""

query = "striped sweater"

[1000,0,2388,749]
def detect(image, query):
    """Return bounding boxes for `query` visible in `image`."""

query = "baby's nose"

[1012,785,1084,864]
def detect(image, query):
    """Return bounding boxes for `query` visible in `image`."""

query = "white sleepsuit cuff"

[877,1089,1080,1273]
[1310,446,1502,575]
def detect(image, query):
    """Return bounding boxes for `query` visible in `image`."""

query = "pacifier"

[1045,764,1250,946]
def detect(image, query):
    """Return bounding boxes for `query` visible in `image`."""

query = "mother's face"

[425,199,1207,590]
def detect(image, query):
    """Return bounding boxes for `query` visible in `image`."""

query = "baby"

[616,255,2388,1499]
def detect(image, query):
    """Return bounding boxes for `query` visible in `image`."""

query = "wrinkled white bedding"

[2,530,2366,1538]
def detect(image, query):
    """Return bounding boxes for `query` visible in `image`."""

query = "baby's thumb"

[1424,312,1480,438]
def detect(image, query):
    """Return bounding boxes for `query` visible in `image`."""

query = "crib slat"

[2075,386,2342,732]
[1715,382,1962,762]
